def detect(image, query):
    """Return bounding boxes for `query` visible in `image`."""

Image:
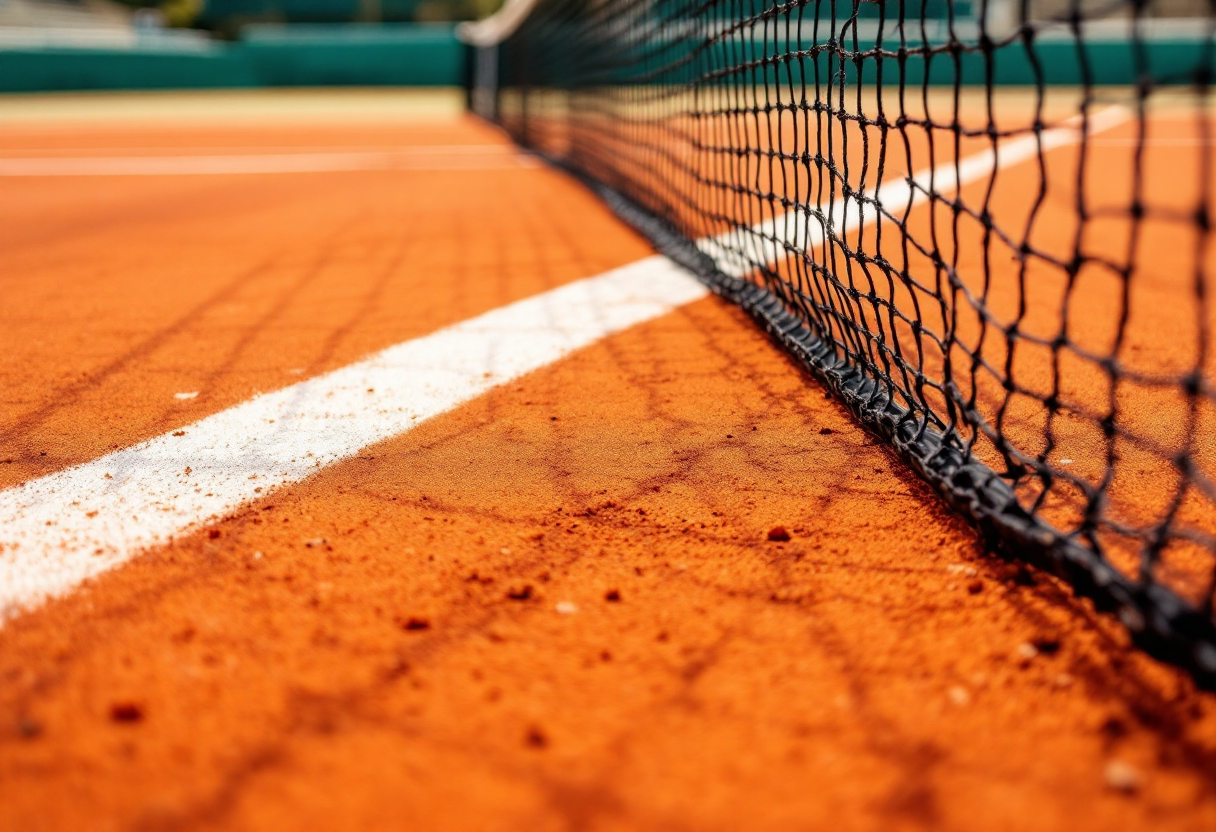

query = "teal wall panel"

[0,47,256,93]
[1,25,1210,93]
[240,24,461,86]
[0,24,463,92]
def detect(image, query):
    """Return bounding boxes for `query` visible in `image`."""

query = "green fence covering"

[1,23,1211,93]
[0,24,463,92]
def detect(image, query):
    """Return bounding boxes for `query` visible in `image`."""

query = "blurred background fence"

[1,0,1215,93]
[0,0,492,90]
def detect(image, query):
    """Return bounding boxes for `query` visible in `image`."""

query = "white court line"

[3,145,521,157]
[0,261,708,619]
[0,150,539,176]
[698,106,1129,277]
[1090,137,1216,146]
[0,108,1129,622]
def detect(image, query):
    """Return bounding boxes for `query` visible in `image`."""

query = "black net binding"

[463,0,1216,686]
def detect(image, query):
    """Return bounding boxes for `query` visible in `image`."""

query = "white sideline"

[0,149,539,177]
[0,261,707,620]
[0,107,1129,623]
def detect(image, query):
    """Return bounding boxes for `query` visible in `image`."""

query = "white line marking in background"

[3,145,521,158]
[0,106,1131,624]
[699,106,1130,277]
[0,149,539,176]
[0,262,707,620]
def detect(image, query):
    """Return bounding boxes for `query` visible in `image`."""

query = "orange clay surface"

[1,90,1215,832]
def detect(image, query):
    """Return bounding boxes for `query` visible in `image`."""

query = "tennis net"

[460,0,1216,685]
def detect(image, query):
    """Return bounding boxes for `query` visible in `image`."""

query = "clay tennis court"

[1,87,1215,832]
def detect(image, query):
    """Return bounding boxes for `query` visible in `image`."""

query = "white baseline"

[0,148,538,177]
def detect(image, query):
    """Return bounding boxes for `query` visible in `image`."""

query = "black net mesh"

[464,0,1216,685]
